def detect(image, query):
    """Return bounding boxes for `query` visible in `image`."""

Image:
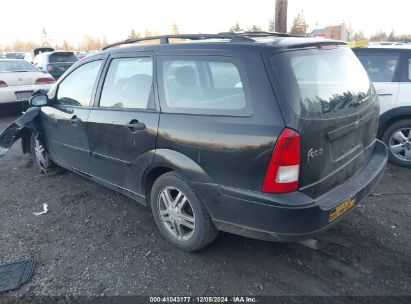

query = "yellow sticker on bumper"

[329,197,356,223]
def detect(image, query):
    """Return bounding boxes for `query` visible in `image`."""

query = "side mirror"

[30,94,49,107]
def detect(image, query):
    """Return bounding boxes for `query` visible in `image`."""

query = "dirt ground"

[0,106,410,299]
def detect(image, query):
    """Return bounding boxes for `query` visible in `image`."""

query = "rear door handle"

[125,120,146,132]
[69,115,82,126]
[377,90,393,96]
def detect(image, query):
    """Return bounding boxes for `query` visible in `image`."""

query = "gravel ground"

[0,106,410,298]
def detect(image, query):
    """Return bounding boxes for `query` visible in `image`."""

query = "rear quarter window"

[158,56,252,116]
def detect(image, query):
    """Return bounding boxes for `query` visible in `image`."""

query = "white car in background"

[354,45,411,167]
[0,59,55,106]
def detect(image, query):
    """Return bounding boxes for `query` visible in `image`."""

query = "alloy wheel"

[157,186,196,241]
[389,128,411,162]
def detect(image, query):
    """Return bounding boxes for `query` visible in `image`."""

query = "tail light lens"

[262,128,301,193]
[35,77,55,85]
[47,65,54,72]
[0,80,7,88]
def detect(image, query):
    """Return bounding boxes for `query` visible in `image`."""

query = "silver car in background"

[0,59,55,105]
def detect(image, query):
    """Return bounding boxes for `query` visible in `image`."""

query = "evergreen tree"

[41,27,52,47]
[268,19,275,32]
[128,29,139,39]
[171,24,179,35]
[290,11,308,36]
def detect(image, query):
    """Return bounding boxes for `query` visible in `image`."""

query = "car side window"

[408,58,411,81]
[56,60,102,107]
[160,57,250,116]
[99,57,153,109]
[208,61,243,89]
[357,54,399,82]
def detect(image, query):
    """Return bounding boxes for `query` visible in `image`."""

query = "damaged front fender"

[0,107,41,157]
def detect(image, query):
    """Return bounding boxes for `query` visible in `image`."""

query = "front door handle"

[125,120,146,132]
[69,115,82,126]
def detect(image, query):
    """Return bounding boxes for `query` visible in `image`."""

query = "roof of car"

[37,51,76,57]
[354,45,411,51]
[0,58,24,61]
[91,34,346,58]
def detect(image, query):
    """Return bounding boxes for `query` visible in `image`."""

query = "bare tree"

[62,40,71,50]
[387,30,396,42]
[144,29,152,37]
[353,31,365,41]
[102,36,108,47]
[4,40,40,52]
[275,0,288,33]
[249,25,262,32]
[229,22,243,32]
[81,35,103,51]
[370,30,388,42]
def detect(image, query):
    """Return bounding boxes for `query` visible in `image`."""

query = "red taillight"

[0,80,7,88]
[262,128,301,193]
[47,65,54,72]
[35,77,55,85]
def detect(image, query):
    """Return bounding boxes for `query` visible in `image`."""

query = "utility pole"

[275,0,288,33]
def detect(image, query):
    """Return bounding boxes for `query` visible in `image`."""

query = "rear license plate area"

[329,196,355,223]
[15,91,34,101]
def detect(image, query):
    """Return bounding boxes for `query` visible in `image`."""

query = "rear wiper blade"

[346,94,370,108]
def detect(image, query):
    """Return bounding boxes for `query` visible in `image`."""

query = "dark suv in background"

[11,33,387,251]
[34,51,78,80]
[1,52,25,59]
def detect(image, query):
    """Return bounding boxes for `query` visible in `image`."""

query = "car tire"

[30,132,56,174]
[150,172,219,251]
[382,119,411,167]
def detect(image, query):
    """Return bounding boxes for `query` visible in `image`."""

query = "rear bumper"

[195,140,388,242]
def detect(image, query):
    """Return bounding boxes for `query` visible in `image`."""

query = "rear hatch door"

[267,44,380,198]
[34,47,55,56]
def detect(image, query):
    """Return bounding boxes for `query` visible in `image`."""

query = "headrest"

[174,66,197,87]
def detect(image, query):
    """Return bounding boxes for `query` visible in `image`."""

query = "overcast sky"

[0,0,409,45]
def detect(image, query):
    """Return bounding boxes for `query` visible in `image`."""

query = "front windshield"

[0,60,39,72]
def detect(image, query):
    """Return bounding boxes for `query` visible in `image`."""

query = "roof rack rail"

[219,31,296,38]
[101,34,254,50]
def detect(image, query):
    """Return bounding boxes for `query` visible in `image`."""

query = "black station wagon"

[2,33,388,251]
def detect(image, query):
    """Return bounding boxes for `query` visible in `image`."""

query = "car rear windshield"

[49,52,77,63]
[5,52,24,59]
[0,60,39,72]
[271,46,373,118]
